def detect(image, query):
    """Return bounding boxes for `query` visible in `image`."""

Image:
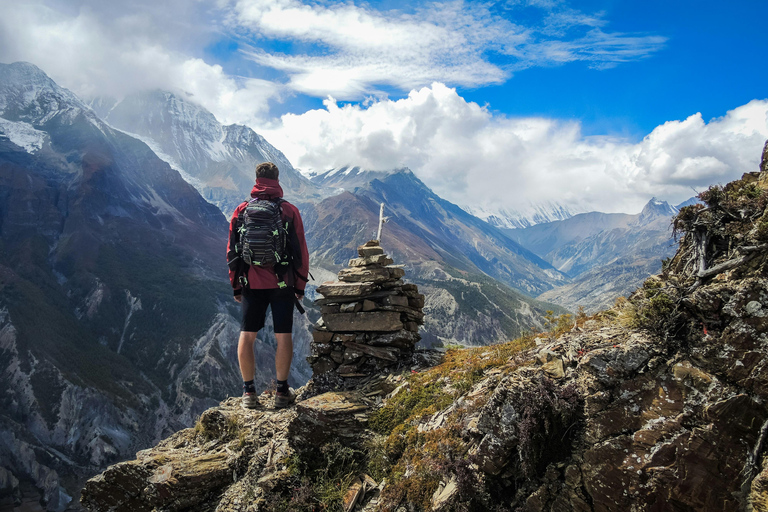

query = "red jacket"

[227,178,309,295]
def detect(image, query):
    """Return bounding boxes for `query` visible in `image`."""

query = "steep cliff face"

[89,91,326,214]
[0,63,293,510]
[81,146,768,512]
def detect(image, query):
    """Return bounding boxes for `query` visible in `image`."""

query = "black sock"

[243,380,256,394]
[276,379,289,394]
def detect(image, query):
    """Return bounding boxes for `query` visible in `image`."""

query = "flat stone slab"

[315,290,400,305]
[358,246,385,257]
[380,295,409,307]
[349,255,394,267]
[338,267,400,283]
[343,341,400,362]
[297,391,368,417]
[368,329,420,348]
[358,241,385,257]
[293,391,369,441]
[317,282,375,298]
[324,311,404,332]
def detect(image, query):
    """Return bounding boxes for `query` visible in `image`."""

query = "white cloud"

[231,0,666,99]
[2,0,759,217]
[234,0,518,98]
[263,84,768,214]
[0,0,667,122]
[521,29,668,70]
[0,0,280,125]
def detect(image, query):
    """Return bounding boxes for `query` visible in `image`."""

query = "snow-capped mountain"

[462,201,581,230]
[308,166,567,294]
[308,165,400,191]
[0,62,308,508]
[89,90,326,215]
[636,196,678,225]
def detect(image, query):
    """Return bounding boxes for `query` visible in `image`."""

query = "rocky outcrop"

[308,241,425,384]
[80,380,403,511]
[82,146,768,511]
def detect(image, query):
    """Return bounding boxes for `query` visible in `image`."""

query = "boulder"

[292,392,369,442]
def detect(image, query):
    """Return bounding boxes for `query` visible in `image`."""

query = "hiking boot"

[242,392,260,410]
[274,388,296,409]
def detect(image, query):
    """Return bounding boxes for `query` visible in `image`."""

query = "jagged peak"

[309,166,416,190]
[0,61,86,117]
[636,196,677,225]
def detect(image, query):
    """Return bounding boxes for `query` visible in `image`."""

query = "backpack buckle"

[278,281,287,289]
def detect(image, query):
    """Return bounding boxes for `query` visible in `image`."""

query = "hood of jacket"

[250,177,284,200]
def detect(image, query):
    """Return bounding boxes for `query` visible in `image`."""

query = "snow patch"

[117,291,142,355]
[463,200,582,229]
[0,117,46,153]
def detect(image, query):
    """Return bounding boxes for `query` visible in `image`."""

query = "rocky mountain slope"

[304,167,569,346]
[89,91,326,214]
[90,94,571,347]
[510,198,682,312]
[0,62,310,510]
[308,167,565,295]
[81,143,768,511]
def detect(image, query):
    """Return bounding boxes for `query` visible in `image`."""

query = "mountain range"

[94,100,572,347]
[89,91,327,214]
[0,60,685,510]
[0,62,572,508]
[0,62,310,509]
[462,200,580,229]
[510,198,685,311]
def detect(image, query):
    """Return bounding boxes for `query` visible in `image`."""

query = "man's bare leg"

[238,331,258,382]
[275,333,293,381]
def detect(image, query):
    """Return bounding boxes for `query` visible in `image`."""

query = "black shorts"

[241,287,295,334]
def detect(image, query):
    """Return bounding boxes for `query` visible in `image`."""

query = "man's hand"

[234,295,242,303]
[295,292,304,301]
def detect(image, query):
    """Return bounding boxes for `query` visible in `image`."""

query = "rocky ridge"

[80,141,768,511]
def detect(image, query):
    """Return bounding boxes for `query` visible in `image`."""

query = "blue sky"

[1,0,767,213]
[474,0,768,137]
[197,0,768,138]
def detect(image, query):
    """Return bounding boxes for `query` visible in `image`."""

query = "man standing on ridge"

[227,162,310,409]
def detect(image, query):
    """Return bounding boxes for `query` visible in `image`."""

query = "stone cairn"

[308,240,425,381]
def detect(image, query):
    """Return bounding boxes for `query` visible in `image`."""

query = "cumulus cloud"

[0,0,280,125]
[0,0,666,122]
[231,0,666,99]
[263,84,768,213]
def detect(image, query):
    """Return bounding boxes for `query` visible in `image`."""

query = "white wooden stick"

[376,203,385,241]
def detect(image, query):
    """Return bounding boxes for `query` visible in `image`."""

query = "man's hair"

[256,162,279,180]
